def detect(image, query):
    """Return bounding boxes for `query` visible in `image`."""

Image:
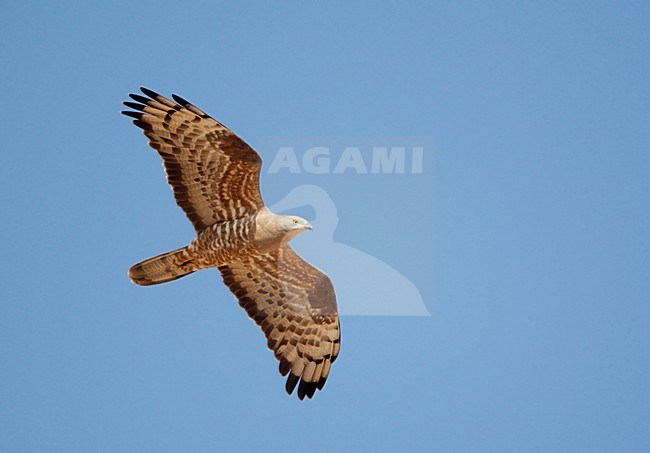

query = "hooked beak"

[305,223,313,230]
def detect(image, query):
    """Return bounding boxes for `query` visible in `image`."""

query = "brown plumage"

[123,88,340,400]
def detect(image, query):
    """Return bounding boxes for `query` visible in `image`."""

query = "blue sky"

[1,1,649,451]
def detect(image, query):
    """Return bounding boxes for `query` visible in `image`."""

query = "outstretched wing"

[219,246,341,400]
[122,88,265,232]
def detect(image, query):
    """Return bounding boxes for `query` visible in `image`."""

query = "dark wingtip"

[279,360,291,377]
[285,373,300,396]
[317,376,327,390]
[298,379,318,400]
[132,119,150,130]
[129,93,150,104]
[121,110,143,119]
[171,93,210,118]
[172,93,190,106]
[140,86,160,99]
[306,381,318,399]
[297,379,306,400]
[123,101,145,111]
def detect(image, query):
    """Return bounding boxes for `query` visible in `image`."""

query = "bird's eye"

[292,219,299,224]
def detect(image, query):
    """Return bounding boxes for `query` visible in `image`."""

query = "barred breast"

[190,214,258,266]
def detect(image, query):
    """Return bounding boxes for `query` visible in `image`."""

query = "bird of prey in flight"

[122,88,340,400]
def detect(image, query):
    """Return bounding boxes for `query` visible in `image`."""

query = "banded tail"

[128,247,200,286]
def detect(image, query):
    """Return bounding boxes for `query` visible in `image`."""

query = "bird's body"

[191,214,258,265]
[130,208,311,282]
[122,88,340,400]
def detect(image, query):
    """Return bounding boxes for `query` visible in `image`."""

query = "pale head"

[253,208,314,251]
[278,214,313,237]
